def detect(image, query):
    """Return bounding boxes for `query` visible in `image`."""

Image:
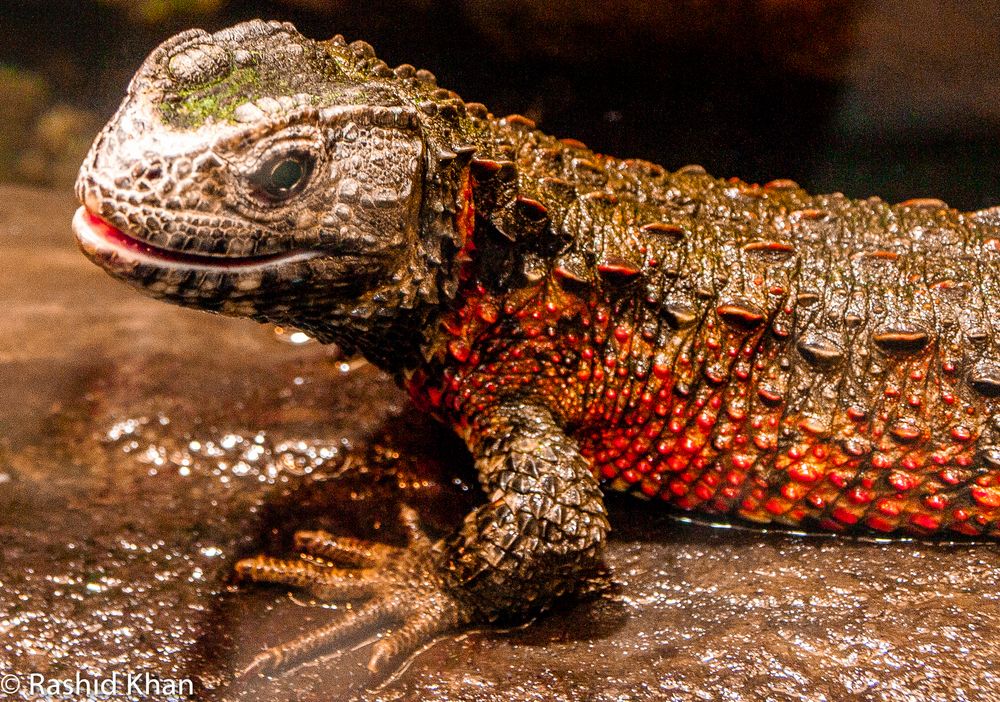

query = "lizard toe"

[233,554,381,599]
[237,596,398,678]
[366,599,462,674]
[236,505,471,678]
[291,529,395,568]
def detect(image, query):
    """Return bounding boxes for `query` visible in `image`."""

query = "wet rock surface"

[2,184,1000,701]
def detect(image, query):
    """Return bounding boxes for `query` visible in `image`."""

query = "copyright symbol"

[0,674,20,694]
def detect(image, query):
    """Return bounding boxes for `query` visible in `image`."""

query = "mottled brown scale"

[502,114,537,129]
[717,301,766,330]
[871,328,932,355]
[898,198,948,209]
[553,259,591,285]
[742,240,796,260]
[763,178,800,191]
[662,301,698,329]
[796,334,844,368]
[641,222,687,240]
[969,361,1000,397]
[676,164,707,175]
[597,258,643,282]
[513,196,549,222]
[981,446,1000,469]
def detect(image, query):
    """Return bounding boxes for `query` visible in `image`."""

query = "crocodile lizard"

[73,20,1000,677]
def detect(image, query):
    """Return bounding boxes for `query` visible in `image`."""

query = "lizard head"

[74,20,478,360]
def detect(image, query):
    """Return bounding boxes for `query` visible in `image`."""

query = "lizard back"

[413,120,1000,536]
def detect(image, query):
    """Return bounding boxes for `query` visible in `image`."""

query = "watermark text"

[1,671,194,699]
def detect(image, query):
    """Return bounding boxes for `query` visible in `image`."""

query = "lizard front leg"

[235,401,610,676]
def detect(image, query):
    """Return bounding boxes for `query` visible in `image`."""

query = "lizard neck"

[284,157,479,377]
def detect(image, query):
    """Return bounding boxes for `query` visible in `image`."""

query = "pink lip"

[72,207,320,270]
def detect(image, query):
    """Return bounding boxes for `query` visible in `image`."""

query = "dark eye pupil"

[270,159,304,192]
[253,152,314,201]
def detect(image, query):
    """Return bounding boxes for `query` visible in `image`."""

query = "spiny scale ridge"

[410,106,1000,537]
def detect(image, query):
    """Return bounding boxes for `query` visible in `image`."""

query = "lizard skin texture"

[72,20,1000,676]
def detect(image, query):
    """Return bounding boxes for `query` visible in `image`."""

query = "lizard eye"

[251,151,315,201]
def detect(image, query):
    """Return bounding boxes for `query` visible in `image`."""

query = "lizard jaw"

[72,206,323,273]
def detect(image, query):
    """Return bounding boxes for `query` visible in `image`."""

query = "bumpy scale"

[72,20,1000,677]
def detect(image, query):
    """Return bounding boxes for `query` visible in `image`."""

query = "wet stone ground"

[2,184,1000,701]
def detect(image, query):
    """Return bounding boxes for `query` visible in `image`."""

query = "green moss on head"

[160,66,261,129]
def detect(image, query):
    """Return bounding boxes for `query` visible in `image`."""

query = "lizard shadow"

[192,405,636,696]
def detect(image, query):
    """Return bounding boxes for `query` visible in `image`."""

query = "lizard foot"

[234,505,467,677]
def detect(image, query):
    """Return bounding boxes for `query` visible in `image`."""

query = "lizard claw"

[234,505,466,677]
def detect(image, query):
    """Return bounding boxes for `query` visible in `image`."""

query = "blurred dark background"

[1,0,998,209]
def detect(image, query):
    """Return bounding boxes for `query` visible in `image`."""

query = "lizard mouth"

[72,207,321,271]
